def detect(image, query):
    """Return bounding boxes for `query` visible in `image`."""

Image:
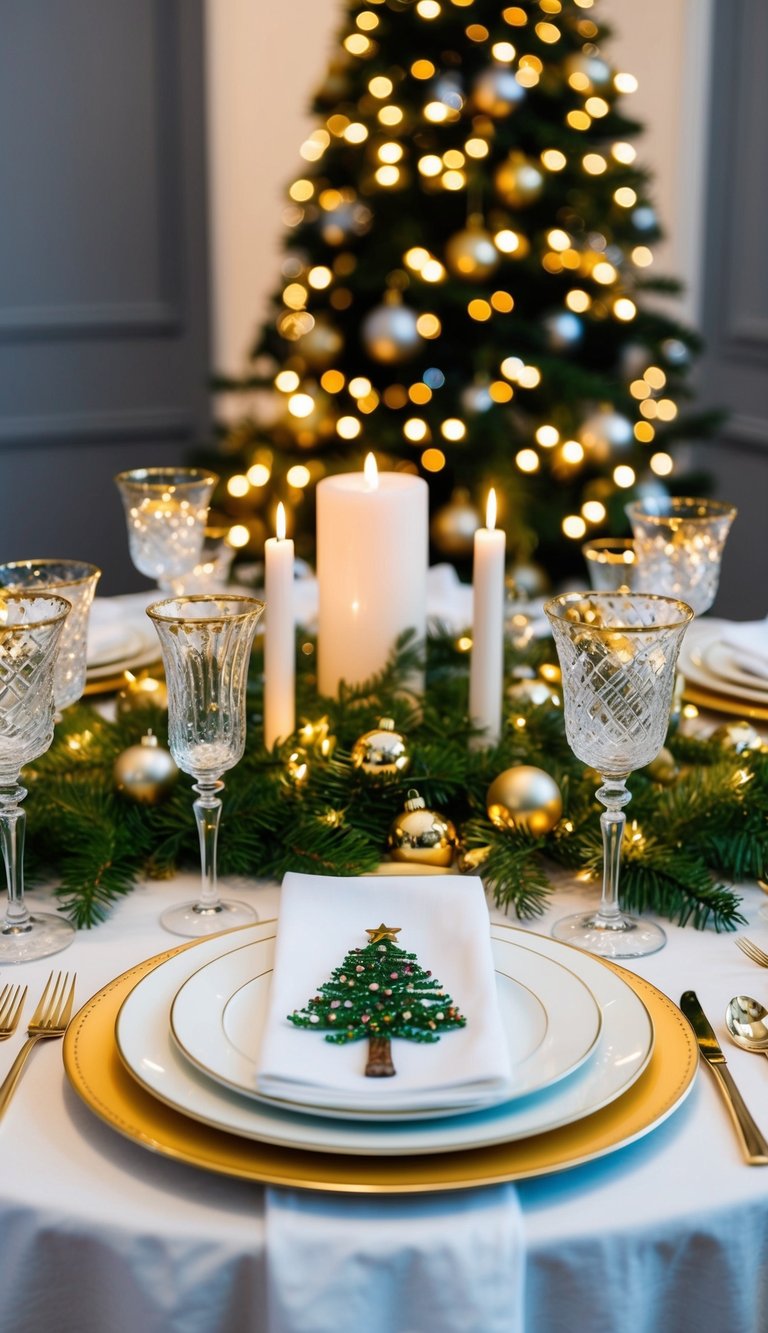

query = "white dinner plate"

[115,923,654,1157]
[702,640,768,693]
[679,618,768,707]
[169,935,602,1120]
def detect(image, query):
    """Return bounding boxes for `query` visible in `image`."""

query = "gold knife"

[680,990,768,1165]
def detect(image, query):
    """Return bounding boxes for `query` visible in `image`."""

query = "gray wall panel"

[0,0,209,593]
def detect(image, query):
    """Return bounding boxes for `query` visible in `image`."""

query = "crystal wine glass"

[626,497,737,614]
[545,591,693,958]
[115,468,219,591]
[146,594,265,937]
[0,592,74,962]
[0,560,101,710]
[581,538,637,593]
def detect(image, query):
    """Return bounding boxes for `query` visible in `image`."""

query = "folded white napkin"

[721,619,768,680]
[257,872,513,1112]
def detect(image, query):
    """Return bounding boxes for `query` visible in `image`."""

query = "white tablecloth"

[3,870,768,1333]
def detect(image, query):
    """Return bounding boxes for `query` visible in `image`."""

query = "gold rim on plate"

[63,934,697,1193]
[682,683,768,722]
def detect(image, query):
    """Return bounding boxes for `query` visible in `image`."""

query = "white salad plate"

[701,640,768,693]
[169,934,602,1120]
[115,922,654,1157]
[679,619,768,706]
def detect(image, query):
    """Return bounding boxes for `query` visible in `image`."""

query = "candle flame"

[276,501,286,541]
[364,452,379,490]
[486,487,497,531]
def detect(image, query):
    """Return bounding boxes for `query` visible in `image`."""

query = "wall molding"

[0,406,194,450]
[0,301,182,342]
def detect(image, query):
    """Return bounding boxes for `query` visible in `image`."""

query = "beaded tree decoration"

[288,923,466,1077]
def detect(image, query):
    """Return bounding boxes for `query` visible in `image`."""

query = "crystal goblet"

[545,591,693,958]
[115,468,219,591]
[581,538,638,593]
[626,497,736,614]
[0,592,75,962]
[0,560,101,710]
[146,594,265,937]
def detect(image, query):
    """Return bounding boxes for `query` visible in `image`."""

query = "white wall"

[205,0,713,376]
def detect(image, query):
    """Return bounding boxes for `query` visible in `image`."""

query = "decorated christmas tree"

[212,0,714,582]
[288,923,466,1076]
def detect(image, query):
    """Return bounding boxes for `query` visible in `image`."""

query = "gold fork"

[0,972,76,1118]
[736,938,768,968]
[0,985,27,1041]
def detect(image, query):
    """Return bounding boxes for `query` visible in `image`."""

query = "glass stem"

[0,784,32,935]
[192,780,224,915]
[595,776,632,929]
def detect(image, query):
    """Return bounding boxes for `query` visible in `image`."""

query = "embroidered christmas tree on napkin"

[288,923,466,1078]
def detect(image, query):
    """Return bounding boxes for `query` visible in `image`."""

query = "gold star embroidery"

[366,923,402,944]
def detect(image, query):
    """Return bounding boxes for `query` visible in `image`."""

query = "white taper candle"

[469,488,506,744]
[264,502,295,748]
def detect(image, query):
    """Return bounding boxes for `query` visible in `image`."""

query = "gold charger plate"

[83,660,162,697]
[682,683,768,722]
[63,935,697,1194]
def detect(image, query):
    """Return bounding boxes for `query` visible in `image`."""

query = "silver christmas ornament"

[114,731,179,805]
[580,408,634,461]
[662,338,690,367]
[361,301,421,364]
[445,225,500,280]
[473,66,526,116]
[543,311,583,350]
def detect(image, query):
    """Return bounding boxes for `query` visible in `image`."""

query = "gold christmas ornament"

[710,720,764,754]
[494,152,544,208]
[296,315,344,369]
[115,672,168,717]
[445,224,500,281]
[646,746,680,785]
[113,731,178,805]
[352,717,411,778]
[387,789,457,867]
[486,766,563,836]
[430,488,481,558]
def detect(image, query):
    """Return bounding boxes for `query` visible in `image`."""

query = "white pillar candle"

[264,502,295,748]
[317,454,428,697]
[469,488,506,745]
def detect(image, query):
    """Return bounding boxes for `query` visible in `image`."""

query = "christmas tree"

[213,0,713,581]
[288,923,466,1077]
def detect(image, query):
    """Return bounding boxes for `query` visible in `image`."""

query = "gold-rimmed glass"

[0,592,75,962]
[115,468,219,591]
[146,594,265,937]
[545,591,693,959]
[581,538,637,593]
[626,497,737,615]
[0,560,101,710]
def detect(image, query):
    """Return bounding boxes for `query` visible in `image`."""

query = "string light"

[583,153,607,175]
[247,463,271,487]
[416,0,441,17]
[227,525,250,549]
[421,447,446,471]
[416,313,441,337]
[411,59,435,79]
[375,165,400,186]
[227,475,250,498]
[379,142,404,164]
[489,380,513,402]
[308,266,333,289]
[491,41,516,61]
[418,154,443,177]
[585,96,609,117]
[535,21,560,41]
[566,289,591,312]
[566,110,591,131]
[632,246,654,267]
[612,141,637,164]
[275,370,300,392]
[613,465,635,488]
[337,416,361,439]
[494,229,520,253]
[613,298,637,321]
[536,425,560,447]
[516,449,539,472]
[441,418,466,441]
[561,440,584,464]
[344,33,372,56]
[465,137,490,158]
[468,299,492,321]
[379,105,403,126]
[592,261,617,285]
[615,72,639,93]
[369,75,393,98]
[614,187,637,208]
[349,377,372,398]
[287,465,311,488]
[650,452,674,476]
[541,148,566,171]
[321,370,345,393]
[404,418,429,441]
[442,170,466,190]
[357,10,380,29]
[563,515,587,539]
[582,500,606,523]
[644,366,666,389]
[635,421,655,442]
[288,393,315,418]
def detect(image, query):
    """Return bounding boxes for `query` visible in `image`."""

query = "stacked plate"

[64,922,698,1192]
[679,618,768,721]
[85,597,161,692]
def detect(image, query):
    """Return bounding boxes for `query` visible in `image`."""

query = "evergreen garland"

[22,630,763,932]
